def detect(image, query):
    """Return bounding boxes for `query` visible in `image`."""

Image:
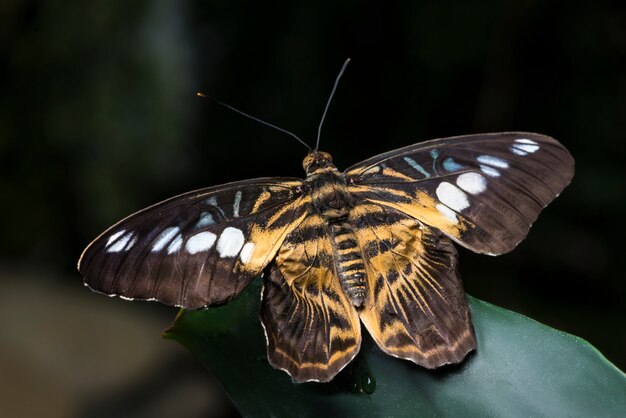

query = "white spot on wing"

[107,232,135,253]
[456,172,487,195]
[436,203,458,222]
[436,182,470,212]
[186,231,217,254]
[152,227,180,252]
[516,138,538,145]
[477,155,509,168]
[240,242,255,263]
[127,236,137,250]
[480,164,500,177]
[167,235,183,254]
[217,227,245,257]
[511,139,539,156]
[106,230,125,247]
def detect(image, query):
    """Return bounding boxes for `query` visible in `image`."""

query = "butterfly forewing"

[79,128,574,384]
[346,132,574,255]
[79,178,306,308]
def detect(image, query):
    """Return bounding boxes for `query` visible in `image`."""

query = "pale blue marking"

[233,191,242,217]
[443,157,464,172]
[204,196,225,217]
[511,143,539,156]
[403,157,430,177]
[107,232,135,253]
[480,164,500,177]
[196,212,215,228]
[430,149,441,173]
[477,155,509,168]
[106,230,126,247]
[152,227,180,252]
[167,235,183,254]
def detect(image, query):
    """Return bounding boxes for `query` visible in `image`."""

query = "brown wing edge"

[353,205,477,369]
[77,177,304,309]
[259,262,362,383]
[345,132,574,257]
[361,294,477,369]
[359,268,477,369]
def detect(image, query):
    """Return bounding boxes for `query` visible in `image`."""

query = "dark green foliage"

[166,282,626,417]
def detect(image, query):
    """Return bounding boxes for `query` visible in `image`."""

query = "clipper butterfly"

[79,130,574,382]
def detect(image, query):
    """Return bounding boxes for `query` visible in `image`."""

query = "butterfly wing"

[78,178,308,308]
[352,202,475,367]
[346,132,574,255]
[260,210,362,383]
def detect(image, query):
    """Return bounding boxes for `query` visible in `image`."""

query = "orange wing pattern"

[80,131,574,383]
[346,133,574,255]
[79,178,306,308]
[352,202,476,367]
[260,211,362,382]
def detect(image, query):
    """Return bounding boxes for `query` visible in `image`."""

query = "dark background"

[2,1,625,417]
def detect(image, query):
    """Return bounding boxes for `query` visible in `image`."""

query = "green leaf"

[165,282,626,417]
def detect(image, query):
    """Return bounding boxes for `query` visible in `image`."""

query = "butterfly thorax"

[80,131,574,383]
[303,151,367,307]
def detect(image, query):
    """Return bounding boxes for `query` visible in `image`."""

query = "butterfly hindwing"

[260,211,361,383]
[79,178,307,308]
[346,132,574,255]
[351,202,476,367]
[79,129,574,383]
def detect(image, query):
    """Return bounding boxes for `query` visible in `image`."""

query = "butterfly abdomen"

[306,169,367,307]
[80,133,574,383]
[331,221,367,307]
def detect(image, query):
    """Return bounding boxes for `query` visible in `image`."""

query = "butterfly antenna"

[197,92,311,151]
[315,58,351,151]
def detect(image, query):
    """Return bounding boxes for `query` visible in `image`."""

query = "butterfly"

[78,131,574,383]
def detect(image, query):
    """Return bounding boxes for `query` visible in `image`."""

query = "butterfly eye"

[302,154,315,171]
[303,151,334,174]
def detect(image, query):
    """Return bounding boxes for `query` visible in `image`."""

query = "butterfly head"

[303,150,335,175]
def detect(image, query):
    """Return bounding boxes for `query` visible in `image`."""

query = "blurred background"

[1,0,625,417]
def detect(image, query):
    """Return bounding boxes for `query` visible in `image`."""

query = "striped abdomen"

[331,221,366,307]
[306,169,367,307]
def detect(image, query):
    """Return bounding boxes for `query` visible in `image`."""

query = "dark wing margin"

[78,177,306,309]
[351,203,476,368]
[345,132,574,255]
[260,211,361,383]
